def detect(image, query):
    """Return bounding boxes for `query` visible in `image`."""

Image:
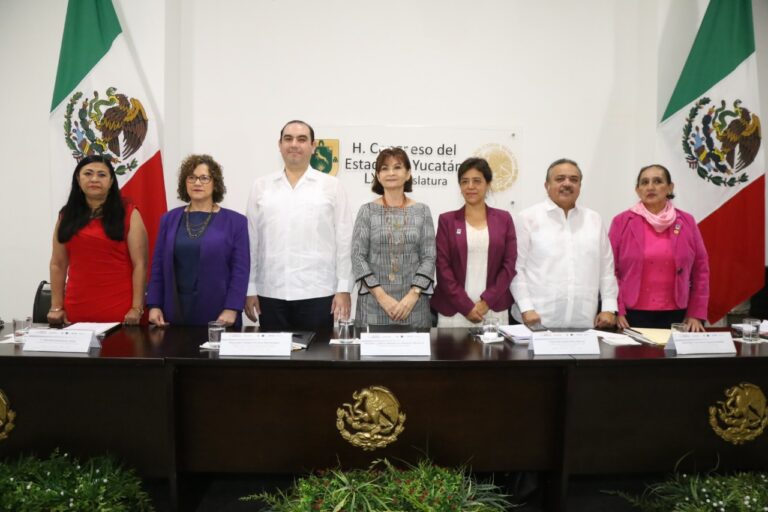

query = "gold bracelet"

[130,306,144,315]
[49,307,63,313]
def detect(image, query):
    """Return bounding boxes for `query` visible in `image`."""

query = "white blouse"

[438,222,508,328]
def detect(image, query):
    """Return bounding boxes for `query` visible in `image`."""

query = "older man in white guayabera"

[511,158,618,329]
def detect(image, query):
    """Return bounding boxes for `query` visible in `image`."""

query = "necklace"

[382,196,407,283]
[185,206,214,239]
[89,205,103,219]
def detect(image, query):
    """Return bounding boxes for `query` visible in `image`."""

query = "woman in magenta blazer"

[431,157,517,327]
[609,164,709,331]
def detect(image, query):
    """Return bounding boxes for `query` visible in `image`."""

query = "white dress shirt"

[511,198,618,328]
[246,167,352,300]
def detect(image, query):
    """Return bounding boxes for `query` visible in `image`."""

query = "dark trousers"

[625,309,686,329]
[258,295,334,333]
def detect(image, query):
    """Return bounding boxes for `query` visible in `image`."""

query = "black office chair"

[32,280,52,323]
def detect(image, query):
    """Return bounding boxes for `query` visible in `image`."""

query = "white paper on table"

[359,332,431,356]
[201,339,306,351]
[584,329,640,346]
[499,324,533,342]
[65,322,119,346]
[665,331,736,355]
[219,332,292,356]
[66,322,119,336]
[530,332,600,355]
[736,321,768,335]
[22,328,96,353]
[0,334,17,344]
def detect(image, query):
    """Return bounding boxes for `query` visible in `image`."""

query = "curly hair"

[177,154,226,203]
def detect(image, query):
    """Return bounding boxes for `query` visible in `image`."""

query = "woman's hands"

[47,308,68,325]
[148,308,168,327]
[217,309,238,326]
[684,317,705,332]
[372,287,421,322]
[123,306,143,325]
[465,300,489,323]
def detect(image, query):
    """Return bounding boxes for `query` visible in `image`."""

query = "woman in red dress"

[48,155,148,324]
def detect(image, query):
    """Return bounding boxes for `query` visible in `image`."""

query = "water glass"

[337,319,355,344]
[482,317,500,341]
[741,317,761,343]
[670,323,689,333]
[208,320,225,343]
[13,317,31,341]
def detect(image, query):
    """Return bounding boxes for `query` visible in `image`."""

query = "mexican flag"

[50,0,166,258]
[658,0,764,323]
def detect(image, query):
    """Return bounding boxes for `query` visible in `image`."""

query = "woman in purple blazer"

[431,157,517,327]
[147,154,249,327]
[609,164,709,331]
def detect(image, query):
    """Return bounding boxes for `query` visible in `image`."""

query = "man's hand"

[522,310,541,327]
[594,311,616,329]
[245,295,261,322]
[331,292,351,321]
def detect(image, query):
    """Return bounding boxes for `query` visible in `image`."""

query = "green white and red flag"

[49,0,166,258]
[657,0,764,322]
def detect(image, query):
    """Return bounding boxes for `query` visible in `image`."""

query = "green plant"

[242,458,513,511]
[0,449,154,511]
[612,471,768,511]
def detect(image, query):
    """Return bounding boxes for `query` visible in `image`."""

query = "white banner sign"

[315,126,521,223]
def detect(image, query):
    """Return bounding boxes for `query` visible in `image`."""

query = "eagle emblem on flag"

[682,97,761,187]
[63,86,149,175]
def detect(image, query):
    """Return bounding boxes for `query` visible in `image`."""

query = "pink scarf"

[630,201,676,232]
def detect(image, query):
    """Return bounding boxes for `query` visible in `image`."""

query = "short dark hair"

[637,164,675,199]
[177,154,226,204]
[58,154,126,243]
[457,157,493,183]
[546,158,582,181]
[280,120,315,142]
[371,147,413,194]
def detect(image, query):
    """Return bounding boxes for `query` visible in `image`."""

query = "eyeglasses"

[186,175,213,184]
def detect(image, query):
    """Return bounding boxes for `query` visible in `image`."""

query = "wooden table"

[1,325,766,511]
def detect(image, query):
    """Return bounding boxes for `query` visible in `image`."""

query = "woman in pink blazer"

[608,164,709,331]
[431,157,517,327]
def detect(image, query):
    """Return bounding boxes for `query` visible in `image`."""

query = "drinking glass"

[208,321,225,343]
[741,317,761,343]
[482,317,500,341]
[12,316,31,341]
[670,323,689,333]
[337,319,355,344]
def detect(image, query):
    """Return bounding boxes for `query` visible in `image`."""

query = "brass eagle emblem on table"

[336,386,405,451]
[0,389,16,442]
[708,382,767,445]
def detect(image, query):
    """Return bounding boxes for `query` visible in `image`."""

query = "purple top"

[147,206,250,327]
